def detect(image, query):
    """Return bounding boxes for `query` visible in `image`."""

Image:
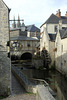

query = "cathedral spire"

[12,16,16,28]
[16,14,21,28]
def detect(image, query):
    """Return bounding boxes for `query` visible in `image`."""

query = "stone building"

[40,28,56,66]
[10,36,39,60]
[26,24,40,39]
[40,9,67,34]
[11,16,40,39]
[0,0,11,96]
[40,9,67,66]
[55,27,67,74]
[10,17,40,59]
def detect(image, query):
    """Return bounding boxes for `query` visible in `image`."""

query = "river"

[12,60,67,100]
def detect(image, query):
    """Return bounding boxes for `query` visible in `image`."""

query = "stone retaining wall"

[0,52,11,96]
[32,59,43,69]
[11,66,37,93]
[36,85,55,100]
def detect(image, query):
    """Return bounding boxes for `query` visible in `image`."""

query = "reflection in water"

[14,63,67,100]
[21,69,67,100]
[52,71,67,100]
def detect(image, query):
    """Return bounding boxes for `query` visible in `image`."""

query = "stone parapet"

[36,85,55,100]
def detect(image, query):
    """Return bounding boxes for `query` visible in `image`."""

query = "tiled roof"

[45,14,59,24]
[10,36,39,41]
[48,33,56,41]
[41,14,67,27]
[26,25,40,32]
[59,29,67,39]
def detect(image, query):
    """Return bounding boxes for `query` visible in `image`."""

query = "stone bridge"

[11,50,33,60]
[10,39,37,60]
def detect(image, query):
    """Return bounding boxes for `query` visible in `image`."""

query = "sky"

[4,0,67,28]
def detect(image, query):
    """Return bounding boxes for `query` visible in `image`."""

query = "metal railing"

[11,64,49,86]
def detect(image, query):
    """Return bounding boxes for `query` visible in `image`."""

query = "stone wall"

[36,85,55,100]
[10,30,20,37]
[0,0,11,96]
[0,52,11,96]
[32,59,43,69]
[55,35,67,74]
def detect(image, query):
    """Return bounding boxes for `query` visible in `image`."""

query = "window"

[55,26,57,32]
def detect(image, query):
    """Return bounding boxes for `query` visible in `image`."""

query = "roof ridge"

[1,0,10,11]
[40,13,60,27]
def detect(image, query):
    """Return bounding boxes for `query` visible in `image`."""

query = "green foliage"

[64,74,67,80]
[26,92,36,95]
[50,62,55,70]
[39,66,44,70]
[0,96,4,99]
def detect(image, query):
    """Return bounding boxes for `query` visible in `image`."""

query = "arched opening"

[21,52,32,60]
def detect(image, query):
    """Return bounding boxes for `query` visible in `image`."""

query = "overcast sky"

[4,0,67,28]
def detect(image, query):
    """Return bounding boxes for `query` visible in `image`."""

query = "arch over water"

[21,52,32,60]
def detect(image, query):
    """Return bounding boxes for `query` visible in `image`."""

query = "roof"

[48,33,56,41]
[59,29,67,39]
[10,28,21,31]
[10,36,39,41]
[40,13,67,27]
[26,25,40,32]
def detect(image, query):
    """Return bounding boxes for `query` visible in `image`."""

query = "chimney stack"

[65,11,67,17]
[56,9,61,18]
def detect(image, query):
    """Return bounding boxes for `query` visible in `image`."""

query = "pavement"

[2,73,36,100]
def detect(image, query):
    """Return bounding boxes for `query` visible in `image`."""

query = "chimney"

[65,11,67,17]
[56,9,61,18]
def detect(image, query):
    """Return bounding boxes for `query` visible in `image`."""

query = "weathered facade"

[40,28,56,66]
[55,28,67,74]
[40,9,67,34]
[10,36,39,59]
[26,25,40,39]
[40,9,67,66]
[10,19,40,59]
[0,0,11,96]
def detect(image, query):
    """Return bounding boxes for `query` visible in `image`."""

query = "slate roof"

[10,36,39,41]
[48,33,56,41]
[59,29,67,39]
[40,14,67,27]
[26,25,40,32]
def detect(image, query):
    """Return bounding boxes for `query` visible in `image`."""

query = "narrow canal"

[12,60,67,100]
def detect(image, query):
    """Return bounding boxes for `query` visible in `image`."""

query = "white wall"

[61,38,67,70]
[40,28,50,52]
[55,33,67,74]
[41,23,67,34]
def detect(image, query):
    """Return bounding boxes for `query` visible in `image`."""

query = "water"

[22,69,67,100]
[13,61,67,100]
